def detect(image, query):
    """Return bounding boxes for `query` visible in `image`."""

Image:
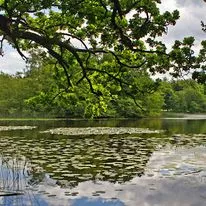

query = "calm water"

[0,115,206,206]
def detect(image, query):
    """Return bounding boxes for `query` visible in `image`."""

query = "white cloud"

[0,45,26,74]
[31,146,206,206]
[160,0,206,46]
[176,0,204,8]
[159,0,178,13]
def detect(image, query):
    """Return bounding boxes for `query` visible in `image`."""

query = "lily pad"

[0,126,37,131]
[41,127,163,136]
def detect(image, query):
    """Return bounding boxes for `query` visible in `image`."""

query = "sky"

[159,0,206,51]
[0,0,206,74]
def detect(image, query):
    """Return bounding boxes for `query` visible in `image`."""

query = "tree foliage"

[161,80,206,113]
[0,72,40,117]
[0,70,205,118]
[0,0,205,117]
[24,55,163,118]
[0,0,180,89]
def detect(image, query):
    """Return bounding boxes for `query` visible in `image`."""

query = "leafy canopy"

[0,0,205,118]
[0,0,180,87]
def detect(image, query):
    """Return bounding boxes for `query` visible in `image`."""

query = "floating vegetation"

[0,133,165,188]
[0,118,205,206]
[1,132,206,190]
[0,126,37,131]
[41,127,163,136]
[0,120,206,203]
[169,134,206,147]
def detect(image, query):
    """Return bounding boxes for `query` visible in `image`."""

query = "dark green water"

[0,114,206,206]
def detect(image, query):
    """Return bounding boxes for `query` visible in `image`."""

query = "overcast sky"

[160,0,206,49]
[0,0,206,74]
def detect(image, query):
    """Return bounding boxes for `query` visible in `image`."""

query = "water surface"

[0,115,206,205]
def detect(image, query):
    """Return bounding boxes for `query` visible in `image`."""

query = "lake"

[0,114,206,206]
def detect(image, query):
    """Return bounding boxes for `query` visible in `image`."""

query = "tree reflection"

[0,131,206,191]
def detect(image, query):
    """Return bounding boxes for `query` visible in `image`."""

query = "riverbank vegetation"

[0,70,205,118]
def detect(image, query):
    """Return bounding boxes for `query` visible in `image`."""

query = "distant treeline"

[0,69,205,118]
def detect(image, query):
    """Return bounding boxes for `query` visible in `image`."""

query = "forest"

[0,68,205,118]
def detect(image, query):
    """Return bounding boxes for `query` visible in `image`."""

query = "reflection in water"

[0,155,27,193]
[72,197,124,206]
[0,118,205,205]
[0,134,163,187]
[0,154,47,206]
